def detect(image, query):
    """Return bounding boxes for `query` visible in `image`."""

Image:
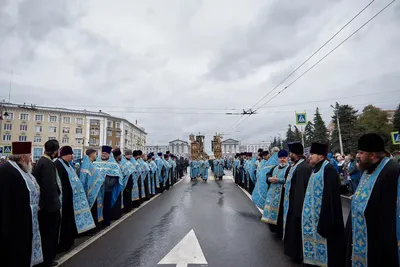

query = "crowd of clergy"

[233,133,400,267]
[189,157,225,181]
[0,140,187,267]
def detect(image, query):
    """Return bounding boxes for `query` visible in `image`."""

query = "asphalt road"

[60,173,298,267]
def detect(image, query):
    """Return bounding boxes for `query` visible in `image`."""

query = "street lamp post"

[277,133,283,149]
[331,105,344,155]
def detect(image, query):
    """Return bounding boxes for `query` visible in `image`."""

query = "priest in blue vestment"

[137,150,150,200]
[213,158,225,180]
[56,146,95,252]
[163,154,172,189]
[149,153,159,195]
[262,150,291,238]
[169,154,177,185]
[129,150,141,208]
[190,160,199,180]
[93,146,123,228]
[247,153,258,194]
[283,142,311,264]
[113,148,136,214]
[252,148,279,209]
[120,149,135,212]
[302,142,344,267]
[79,149,105,233]
[202,159,210,182]
[155,152,165,192]
[345,133,399,267]
[146,153,155,197]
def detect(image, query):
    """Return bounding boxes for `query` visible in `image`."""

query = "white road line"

[57,175,188,266]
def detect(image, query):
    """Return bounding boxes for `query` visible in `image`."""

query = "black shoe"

[52,261,59,266]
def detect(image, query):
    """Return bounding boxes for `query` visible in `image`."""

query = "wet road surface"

[60,175,299,267]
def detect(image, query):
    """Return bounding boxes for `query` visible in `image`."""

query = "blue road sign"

[3,145,12,154]
[296,112,307,125]
[0,147,3,154]
[391,131,399,145]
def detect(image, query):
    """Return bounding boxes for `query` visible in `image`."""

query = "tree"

[277,137,282,149]
[313,107,328,143]
[283,125,296,150]
[304,121,314,147]
[358,104,393,149]
[269,137,278,149]
[330,103,363,154]
[293,126,302,142]
[285,124,296,142]
[393,103,400,131]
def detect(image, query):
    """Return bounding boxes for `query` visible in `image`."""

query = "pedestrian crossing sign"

[0,147,3,154]
[3,145,11,154]
[296,112,307,125]
[391,131,399,145]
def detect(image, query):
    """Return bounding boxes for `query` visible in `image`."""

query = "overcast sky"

[1,0,399,151]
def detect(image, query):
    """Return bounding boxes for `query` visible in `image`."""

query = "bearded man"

[0,142,43,267]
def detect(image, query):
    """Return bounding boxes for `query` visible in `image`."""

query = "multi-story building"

[169,139,190,158]
[239,143,270,153]
[145,145,169,155]
[221,138,240,157]
[145,139,190,158]
[0,103,147,161]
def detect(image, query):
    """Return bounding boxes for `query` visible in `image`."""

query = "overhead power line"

[230,0,396,131]
[225,0,376,132]
[250,0,376,111]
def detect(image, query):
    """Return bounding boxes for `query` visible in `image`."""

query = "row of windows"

[4,112,84,124]
[32,148,82,161]
[87,138,120,147]
[2,134,84,145]
[107,121,121,129]
[3,124,83,134]
[106,130,121,137]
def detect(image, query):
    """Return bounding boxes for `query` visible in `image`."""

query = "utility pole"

[301,126,305,147]
[331,105,344,155]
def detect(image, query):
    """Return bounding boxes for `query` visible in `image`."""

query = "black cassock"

[55,159,78,253]
[266,165,291,239]
[32,156,61,266]
[304,161,345,267]
[123,174,133,213]
[0,162,36,267]
[283,159,311,263]
[345,159,399,267]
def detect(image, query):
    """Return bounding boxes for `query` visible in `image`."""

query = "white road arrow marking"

[158,229,208,267]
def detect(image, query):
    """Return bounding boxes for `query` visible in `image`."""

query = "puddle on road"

[236,211,262,221]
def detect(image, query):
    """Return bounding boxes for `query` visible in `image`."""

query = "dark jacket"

[33,156,61,212]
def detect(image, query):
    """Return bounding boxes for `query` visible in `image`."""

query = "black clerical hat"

[112,148,122,157]
[288,142,303,155]
[102,146,112,154]
[358,133,385,152]
[278,150,288,158]
[310,142,329,157]
[261,151,269,156]
[60,146,73,156]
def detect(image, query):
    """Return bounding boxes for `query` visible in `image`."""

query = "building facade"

[239,143,270,153]
[145,145,169,154]
[0,103,147,161]
[169,139,190,158]
[145,139,190,158]
[221,138,240,157]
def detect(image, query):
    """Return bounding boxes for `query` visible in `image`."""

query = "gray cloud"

[206,0,343,81]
